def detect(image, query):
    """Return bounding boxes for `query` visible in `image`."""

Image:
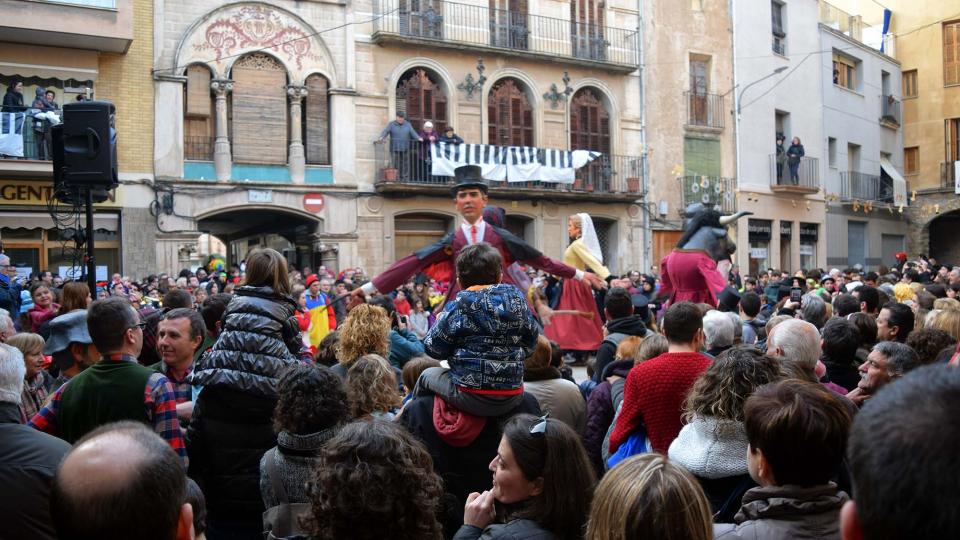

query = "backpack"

[262,448,311,540]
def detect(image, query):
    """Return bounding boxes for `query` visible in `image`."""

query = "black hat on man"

[451,165,488,196]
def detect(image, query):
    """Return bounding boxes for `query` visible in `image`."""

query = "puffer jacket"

[424,284,540,392]
[454,519,555,540]
[584,359,632,475]
[713,483,849,540]
[187,286,302,536]
[190,285,302,397]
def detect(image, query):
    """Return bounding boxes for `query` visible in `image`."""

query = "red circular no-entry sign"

[303,193,325,213]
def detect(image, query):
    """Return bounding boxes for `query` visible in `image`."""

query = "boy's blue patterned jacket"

[424,284,541,391]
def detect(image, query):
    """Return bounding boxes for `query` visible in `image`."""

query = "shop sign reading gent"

[0,180,121,207]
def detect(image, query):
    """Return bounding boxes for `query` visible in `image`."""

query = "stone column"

[210,79,234,182]
[154,75,186,179]
[287,84,308,184]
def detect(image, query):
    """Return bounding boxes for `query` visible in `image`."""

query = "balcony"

[371,0,639,72]
[772,37,787,56]
[373,141,643,201]
[880,95,900,128]
[0,0,133,53]
[184,136,214,162]
[769,155,820,194]
[942,161,958,192]
[684,92,725,131]
[818,0,863,43]
[0,108,55,179]
[680,175,737,214]
[839,171,894,203]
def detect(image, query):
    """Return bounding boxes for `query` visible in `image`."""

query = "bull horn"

[719,211,754,226]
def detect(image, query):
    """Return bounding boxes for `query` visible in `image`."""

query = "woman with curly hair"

[260,363,349,514]
[668,346,783,522]
[586,454,713,540]
[456,414,596,540]
[331,303,390,380]
[306,420,443,540]
[347,354,401,420]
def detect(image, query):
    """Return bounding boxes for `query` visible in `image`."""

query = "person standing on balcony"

[775,134,786,183]
[418,121,440,182]
[787,137,805,185]
[351,165,606,307]
[377,111,422,181]
[440,126,464,145]
[2,80,24,112]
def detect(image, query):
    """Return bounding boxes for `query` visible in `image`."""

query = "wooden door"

[487,78,533,146]
[571,0,605,60]
[652,230,683,268]
[489,0,528,50]
[231,53,287,164]
[396,69,448,133]
[570,88,610,190]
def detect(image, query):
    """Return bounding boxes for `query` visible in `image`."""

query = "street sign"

[248,189,272,203]
[303,193,325,213]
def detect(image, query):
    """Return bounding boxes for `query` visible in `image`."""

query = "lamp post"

[736,66,788,117]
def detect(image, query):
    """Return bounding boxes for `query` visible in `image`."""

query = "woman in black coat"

[2,80,24,112]
[786,137,805,184]
[187,248,304,540]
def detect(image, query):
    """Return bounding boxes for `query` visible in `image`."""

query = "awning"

[879,157,907,207]
[0,211,118,231]
[0,44,98,83]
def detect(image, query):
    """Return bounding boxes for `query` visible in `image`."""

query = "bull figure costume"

[660,203,751,307]
[542,213,609,351]
[353,165,605,302]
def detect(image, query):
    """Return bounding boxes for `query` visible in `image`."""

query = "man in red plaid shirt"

[29,297,186,466]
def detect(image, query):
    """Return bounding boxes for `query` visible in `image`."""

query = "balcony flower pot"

[573,178,585,190]
[626,177,641,192]
[383,168,398,182]
[585,182,595,192]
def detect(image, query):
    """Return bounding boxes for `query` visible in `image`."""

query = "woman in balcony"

[787,137,805,185]
[418,120,440,182]
[544,213,609,359]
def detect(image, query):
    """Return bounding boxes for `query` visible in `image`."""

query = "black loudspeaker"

[60,100,117,190]
[52,123,110,204]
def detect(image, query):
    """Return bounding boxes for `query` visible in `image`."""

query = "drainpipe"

[638,0,650,271]
[730,0,742,272]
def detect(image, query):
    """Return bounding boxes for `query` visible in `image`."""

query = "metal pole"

[85,188,96,294]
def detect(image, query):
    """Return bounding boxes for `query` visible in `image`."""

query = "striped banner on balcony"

[431,142,600,183]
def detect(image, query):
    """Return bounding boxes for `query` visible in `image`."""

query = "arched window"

[394,213,454,262]
[571,0,605,61]
[304,73,330,165]
[396,68,448,133]
[570,87,610,191]
[488,78,534,146]
[183,64,213,160]
[230,53,288,164]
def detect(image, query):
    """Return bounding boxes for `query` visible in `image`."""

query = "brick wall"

[96,0,154,175]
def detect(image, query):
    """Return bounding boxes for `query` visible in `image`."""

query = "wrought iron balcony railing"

[769,154,820,193]
[685,92,725,129]
[840,171,894,203]
[880,95,900,126]
[942,161,958,191]
[373,140,643,196]
[680,175,737,214]
[184,136,214,161]
[372,0,639,69]
[772,37,787,56]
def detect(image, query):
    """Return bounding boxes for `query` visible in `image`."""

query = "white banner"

[954,161,960,195]
[750,248,768,260]
[431,142,600,184]
[0,112,25,158]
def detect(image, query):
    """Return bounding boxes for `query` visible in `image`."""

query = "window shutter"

[186,65,212,118]
[945,22,960,86]
[231,53,287,165]
[305,74,329,165]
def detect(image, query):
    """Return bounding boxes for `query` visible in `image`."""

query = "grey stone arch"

[195,203,324,268]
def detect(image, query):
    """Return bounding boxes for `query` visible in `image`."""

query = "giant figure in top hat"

[352,165,605,302]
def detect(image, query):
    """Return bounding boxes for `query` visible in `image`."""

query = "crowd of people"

[0,240,959,540]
